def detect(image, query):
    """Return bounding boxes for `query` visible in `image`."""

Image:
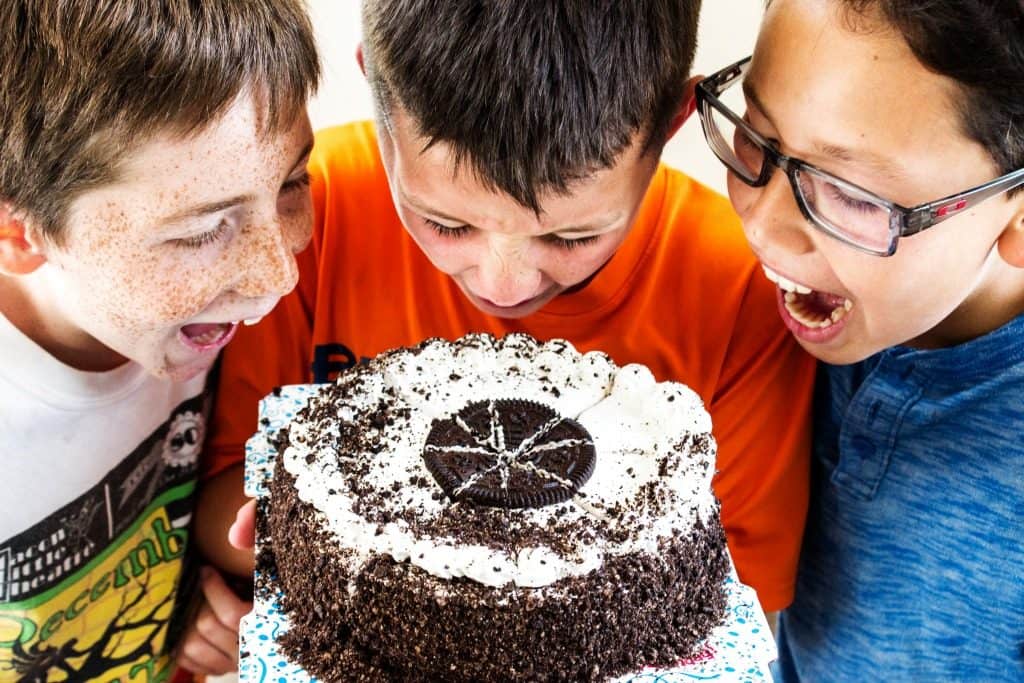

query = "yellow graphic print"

[0,487,193,683]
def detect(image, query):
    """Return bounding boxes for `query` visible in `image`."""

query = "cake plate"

[240,385,778,683]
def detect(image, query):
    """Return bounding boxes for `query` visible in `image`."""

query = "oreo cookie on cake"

[422,398,596,509]
[264,333,729,681]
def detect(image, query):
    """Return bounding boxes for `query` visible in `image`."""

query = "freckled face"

[37,94,314,381]
[376,108,660,318]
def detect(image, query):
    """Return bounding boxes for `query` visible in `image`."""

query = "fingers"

[176,600,237,675]
[176,567,253,675]
[228,499,257,550]
[177,620,235,675]
[201,566,253,631]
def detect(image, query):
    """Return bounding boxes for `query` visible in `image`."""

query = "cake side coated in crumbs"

[263,333,730,681]
[269,466,729,681]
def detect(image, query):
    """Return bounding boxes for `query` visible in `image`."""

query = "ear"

[664,74,704,142]
[355,43,367,78]
[996,205,1024,268]
[0,206,47,276]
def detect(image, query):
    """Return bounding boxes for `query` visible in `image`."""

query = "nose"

[735,169,816,258]
[473,236,543,307]
[232,216,302,299]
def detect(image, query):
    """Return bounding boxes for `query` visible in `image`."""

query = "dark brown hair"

[839,1,1024,185]
[0,0,321,240]
[362,0,702,212]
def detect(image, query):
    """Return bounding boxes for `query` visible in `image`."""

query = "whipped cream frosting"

[280,334,718,589]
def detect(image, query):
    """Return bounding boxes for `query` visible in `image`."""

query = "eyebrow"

[160,138,315,225]
[742,79,772,128]
[814,142,907,181]
[404,194,464,225]
[403,192,622,235]
[742,80,906,182]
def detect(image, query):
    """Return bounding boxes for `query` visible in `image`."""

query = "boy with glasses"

[697,0,1024,679]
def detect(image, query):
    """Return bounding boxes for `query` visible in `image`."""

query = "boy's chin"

[144,331,234,381]
[149,356,217,383]
[792,336,877,366]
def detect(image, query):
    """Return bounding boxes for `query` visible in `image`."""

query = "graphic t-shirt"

[205,121,817,611]
[0,313,208,682]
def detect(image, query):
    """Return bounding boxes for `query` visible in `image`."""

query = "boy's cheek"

[74,276,213,343]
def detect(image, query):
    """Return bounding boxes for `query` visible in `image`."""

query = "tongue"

[801,291,847,316]
[181,322,230,345]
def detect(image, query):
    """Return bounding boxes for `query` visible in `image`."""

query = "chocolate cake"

[263,333,729,682]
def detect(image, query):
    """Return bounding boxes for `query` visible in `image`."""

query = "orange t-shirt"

[206,121,815,610]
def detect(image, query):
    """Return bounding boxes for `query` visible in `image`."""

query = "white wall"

[306,2,764,195]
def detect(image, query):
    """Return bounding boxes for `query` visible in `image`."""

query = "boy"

[202,0,817,627]
[696,0,1024,678]
[0,1,319,680]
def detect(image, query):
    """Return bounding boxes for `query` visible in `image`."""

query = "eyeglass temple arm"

[902,167,1024,236]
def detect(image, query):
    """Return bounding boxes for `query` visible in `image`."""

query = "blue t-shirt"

[775,315,1024,681]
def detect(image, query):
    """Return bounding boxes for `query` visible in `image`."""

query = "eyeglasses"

[696,56,1024,256]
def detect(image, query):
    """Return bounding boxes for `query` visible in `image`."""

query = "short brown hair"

[362,0,702,212]
[0,0,321,241]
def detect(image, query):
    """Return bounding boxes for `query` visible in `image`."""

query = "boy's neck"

[0,273,128,372]
[911,255,1024,350]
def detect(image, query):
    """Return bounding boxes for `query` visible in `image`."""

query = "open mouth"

[178,321,240,352]
[762,265,853,340]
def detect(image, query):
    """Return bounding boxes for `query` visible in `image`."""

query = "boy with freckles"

[696,0,1024,678]
[0,1,318,680]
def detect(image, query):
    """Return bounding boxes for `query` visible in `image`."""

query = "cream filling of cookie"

[282,335,718,590]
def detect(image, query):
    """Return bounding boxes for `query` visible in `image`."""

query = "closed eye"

[282,171,311,193]
[424,218,472,239]
[826,184,884,214]
[425,217,601,250]
[541,234,601,250]
[173,219,230,249]
[736,123,761,152]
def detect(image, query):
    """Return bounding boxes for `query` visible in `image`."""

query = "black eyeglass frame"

[696,56,1024,256]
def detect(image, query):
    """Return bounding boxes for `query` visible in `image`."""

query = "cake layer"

[267,467,730,682]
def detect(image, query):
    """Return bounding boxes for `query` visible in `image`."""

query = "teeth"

[784,296,853,329]
[786,301,827,329]
[243,317,264,326]
[762,264,812,294]
[190,327,227,345]
[786,278,812,295]
[764,263,855,330]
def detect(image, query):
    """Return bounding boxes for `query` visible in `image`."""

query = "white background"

[305,2,766,195]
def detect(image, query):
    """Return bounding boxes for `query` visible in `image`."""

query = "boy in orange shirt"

[200,0,815,621]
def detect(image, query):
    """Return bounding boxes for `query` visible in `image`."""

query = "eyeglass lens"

[704,69,895,254]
